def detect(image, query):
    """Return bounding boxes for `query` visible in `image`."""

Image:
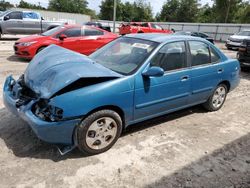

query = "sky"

[7,0,213,15]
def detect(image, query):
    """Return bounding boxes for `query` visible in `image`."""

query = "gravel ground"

[0,36,249,188]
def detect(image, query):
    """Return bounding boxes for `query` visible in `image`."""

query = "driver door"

[57,27,82,53]
[134,41,191,120]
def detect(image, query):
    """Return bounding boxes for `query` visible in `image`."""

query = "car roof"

[125,33,207,43]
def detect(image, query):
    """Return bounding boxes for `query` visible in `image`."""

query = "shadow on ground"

[7,55,30,63]
[0,105,206,162]
[145,132,250,188]
[0,37,20,41]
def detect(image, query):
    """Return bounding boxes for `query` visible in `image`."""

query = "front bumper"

[238,51,250,67]
[3,76,80,145]
[225,41,241,49]
[13,45,34,59]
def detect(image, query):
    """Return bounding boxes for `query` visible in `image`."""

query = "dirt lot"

[0,36,249,188]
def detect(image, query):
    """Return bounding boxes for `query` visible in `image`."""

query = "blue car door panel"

[134,41,191,121]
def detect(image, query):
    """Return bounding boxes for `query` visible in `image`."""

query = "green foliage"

[235,1,250,23]
[196,4,216,23]
[48,0,93,15]
[156,0,179,22]
[18,0,46,10]
[213,0,242,23]
[156,0,199,22]
[99,0,123,20]
[99,0,154,21]
[0,0,14,11]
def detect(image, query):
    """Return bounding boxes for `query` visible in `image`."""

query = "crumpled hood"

[24,45,122,98]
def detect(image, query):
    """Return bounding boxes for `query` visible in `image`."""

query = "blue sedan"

[3,34,240,155]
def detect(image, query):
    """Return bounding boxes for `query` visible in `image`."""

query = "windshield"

[237,31,250,36]
[41,26,65,36]
[90,37,159,75]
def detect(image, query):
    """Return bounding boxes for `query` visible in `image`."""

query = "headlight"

[33,99,64,122]
[19,41,37,46]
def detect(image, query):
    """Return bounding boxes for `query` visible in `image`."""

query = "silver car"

[0,10,65,38]
[226,30,250,50]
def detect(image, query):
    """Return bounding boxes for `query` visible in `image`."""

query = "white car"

[226,30,250,50]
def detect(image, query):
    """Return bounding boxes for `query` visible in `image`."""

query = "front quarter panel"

[49,76,135,125]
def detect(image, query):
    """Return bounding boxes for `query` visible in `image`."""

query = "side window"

[7,11,22,20]
[189,41,210,66]
[151,41,186,72]
[210,47,221,63]
[84,29,104,36]
[23,12,39,19]
[58,28,81,38]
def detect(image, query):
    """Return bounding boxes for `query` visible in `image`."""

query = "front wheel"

[76,110,122,155]
[203,84,228,111]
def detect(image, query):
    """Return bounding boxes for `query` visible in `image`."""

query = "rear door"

[22,12,41,34]
[188,40,222,104]
[2,11,24,34]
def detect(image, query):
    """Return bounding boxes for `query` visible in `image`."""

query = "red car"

[119,22,172,35]
[14,24,118,59]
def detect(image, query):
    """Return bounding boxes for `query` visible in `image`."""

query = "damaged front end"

[3,45,123,154]
[3,74,81,148]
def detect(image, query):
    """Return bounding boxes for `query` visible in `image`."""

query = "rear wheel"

[203,84,228,111]
[76,110,122,155]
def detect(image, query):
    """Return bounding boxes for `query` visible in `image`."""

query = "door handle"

[181,76,189,81]
[217,68,223,73]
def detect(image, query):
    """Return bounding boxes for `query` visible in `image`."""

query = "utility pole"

[113,0,117,33]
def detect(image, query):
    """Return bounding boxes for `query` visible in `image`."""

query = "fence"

[99,20,250,42]
[13,8,90,24]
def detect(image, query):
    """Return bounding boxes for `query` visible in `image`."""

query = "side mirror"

[41,17,44,20]
[142,66,164,77]
[59,34,67,41]
[4,16,10,21]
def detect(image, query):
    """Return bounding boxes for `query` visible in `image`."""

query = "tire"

[203,84,228,112]
[0,30,2,39]
[76,110,122,155]
[36,46,47,54]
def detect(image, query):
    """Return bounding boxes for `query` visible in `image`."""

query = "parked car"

[226,30,250,50]
[83,21,111,32]
[174,31,214,44]
[119,22,172,35]
[4,34,240,155]
[0,10,65,38]
[237,39,250,69]
[14,24,118,59]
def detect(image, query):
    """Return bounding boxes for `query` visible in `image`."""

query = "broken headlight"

[33,99,64,122]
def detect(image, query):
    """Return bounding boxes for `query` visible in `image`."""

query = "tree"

[99,0,123,20]
[213,0,242,23]
[99,0,154,21]
[196,3,216,23]
[177,0,199,22]
[0,0,14,11]
[18,0,45,10]
[133,0,154,21]
[48,0,89,14]
[235,1,250,23]
[156,0,180,22]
